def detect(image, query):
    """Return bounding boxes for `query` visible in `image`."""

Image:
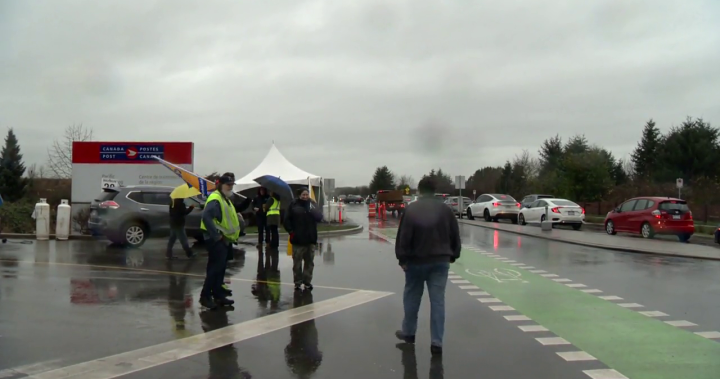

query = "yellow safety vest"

[267,198,281,216]
[200,191,241,242]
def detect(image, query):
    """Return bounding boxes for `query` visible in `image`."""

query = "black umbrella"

[254,175,294,204]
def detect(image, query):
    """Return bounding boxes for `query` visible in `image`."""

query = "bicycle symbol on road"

[465,268,529,284]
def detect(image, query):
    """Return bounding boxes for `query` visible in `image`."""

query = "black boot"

[215,297,235,307]
[431,345,443,355]
[395,330,415,344]
[199,298,218,310]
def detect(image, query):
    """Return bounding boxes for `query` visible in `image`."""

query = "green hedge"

[0,200,37,234]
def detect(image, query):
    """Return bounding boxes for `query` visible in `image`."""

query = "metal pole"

[459,188,463,219]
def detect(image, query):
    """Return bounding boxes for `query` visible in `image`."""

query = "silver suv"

[88,185,204,248]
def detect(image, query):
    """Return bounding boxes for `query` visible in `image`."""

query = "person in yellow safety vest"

[263,191,282,250]
[198,174,240,310]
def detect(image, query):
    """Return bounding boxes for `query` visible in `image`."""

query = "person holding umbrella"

[199,174,240,310]
[263,191,282,249]
[283,187,323,291]
[167,184,199,259]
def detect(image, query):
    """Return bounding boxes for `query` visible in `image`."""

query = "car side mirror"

[614,207,621,213]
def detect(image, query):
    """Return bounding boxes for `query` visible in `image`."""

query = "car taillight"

[551,207,560,213]
[688,211,693,220]
[99,201,120,209]
[493,202,500,207]
[401,203,405,208]
[516,202,521,207]
[451,203,458,206]
[651,210,661,219]
[581,208,585,214]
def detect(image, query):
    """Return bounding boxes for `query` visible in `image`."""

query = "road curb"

[458,219,720,261]
[1,233,94,240]
[1,224,364,242]
[244,224,364,238]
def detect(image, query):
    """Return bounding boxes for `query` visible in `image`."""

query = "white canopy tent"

[233,144,322,192]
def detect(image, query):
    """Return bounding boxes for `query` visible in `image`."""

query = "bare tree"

[27,164,46,179]
[396,174,416,190]
[47,124,93,178]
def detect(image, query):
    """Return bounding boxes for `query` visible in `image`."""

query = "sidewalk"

[459,219,720,261]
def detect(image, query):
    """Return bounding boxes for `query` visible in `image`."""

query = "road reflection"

[284,291,322,378]
[200,309,253,378]
[396,343,444,379]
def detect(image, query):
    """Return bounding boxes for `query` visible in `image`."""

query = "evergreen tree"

[564,135,589,155]
[538,135,564,174]
[496,161,513,193]
[0,128,29,202]
[368,166,395,193]
[630,119,662,180]
[433,168,454,193]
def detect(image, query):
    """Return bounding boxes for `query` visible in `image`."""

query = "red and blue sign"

[72,142,193,165]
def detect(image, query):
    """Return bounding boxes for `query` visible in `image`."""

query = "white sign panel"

[455,175,466,190]
[676,178,683,189]
[101,177,119,189]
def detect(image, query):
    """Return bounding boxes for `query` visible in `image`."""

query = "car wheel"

[467,209,474,220]
[605,220,617,235]
[572,224,582,231]
[483,209,491,222]
[677,233,692,243]
[123,222,147,248]
[640,222,654,239]
[519,214,526,225]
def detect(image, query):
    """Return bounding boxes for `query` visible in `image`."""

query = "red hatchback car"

[604,197,694,242]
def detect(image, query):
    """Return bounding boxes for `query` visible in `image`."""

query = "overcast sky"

[2,1,719,186]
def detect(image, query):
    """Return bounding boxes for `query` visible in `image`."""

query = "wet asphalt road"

[0,204,718,379]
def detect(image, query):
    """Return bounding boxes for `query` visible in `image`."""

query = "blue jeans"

[200,239,228,300]
[402,262,449,347]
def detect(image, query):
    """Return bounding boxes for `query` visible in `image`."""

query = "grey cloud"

[2,0,719,186]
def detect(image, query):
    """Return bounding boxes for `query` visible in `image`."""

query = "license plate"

[503,205,514,209]
[567,211,575,216]
[672,215,681,220]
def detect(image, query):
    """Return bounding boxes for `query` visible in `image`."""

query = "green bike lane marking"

[454,249,720,379]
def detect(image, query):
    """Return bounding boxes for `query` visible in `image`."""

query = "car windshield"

[491,194,516,202]
[659,201,690,212]
[553,200,578,206]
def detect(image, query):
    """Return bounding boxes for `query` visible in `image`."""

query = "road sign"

[101,177,118,189]
[404,187,410,195]
[455,175,466,190]
[473,189,477,195]
[676,178,683,189]
[323,178,335,195]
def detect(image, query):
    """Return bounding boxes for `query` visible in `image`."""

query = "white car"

[518,198,585,230]
[466,193,520,223]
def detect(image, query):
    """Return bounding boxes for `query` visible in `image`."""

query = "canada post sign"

[99,145,164,162]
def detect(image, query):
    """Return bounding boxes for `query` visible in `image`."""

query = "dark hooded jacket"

[283,198,322,245]
[252,188,270,218]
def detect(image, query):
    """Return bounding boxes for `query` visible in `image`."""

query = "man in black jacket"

[283,187,323,292]
[394,176,461,356]
[252,187,271,247]
[167,198,196,259]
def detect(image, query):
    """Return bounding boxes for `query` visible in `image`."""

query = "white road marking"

[536,337,570,346]
[481,253,493,255]
[582,369,629,379]
[29,290,391,379]
[510,263,525,266]
[448,275,462,279]
[541,274,559,278]
[489,305,515,311]
[664,320,697,327]
[638,311,668,317]
[450,279,470,284]
[529,270,547,274]
[468,291,490,296]
[618,303,643,308]
[497,258,512,261]
[504,315,531,321]
[478,298,502,303]
[557,351,597,361]
[581,289,603,293]
[518,325,549,332]
[695,331,720,339]
[553,278,572,283]
[518,266,535,269]
[0,360,63,378]
[458,285,479,290]
[598,296,623,301]
[566,283,587,288]
[448,271,455,275]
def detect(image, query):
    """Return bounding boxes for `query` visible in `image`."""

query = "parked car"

[343,194,364,204]
[466,193,520,223]
[715,225,720,244]
[88,185,204,248]
[519,194,554,208]
[444,196,472,217]
[604,197,694,242]
[518,198,585,230]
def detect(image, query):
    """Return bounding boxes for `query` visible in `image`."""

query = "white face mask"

[222,189,233,197]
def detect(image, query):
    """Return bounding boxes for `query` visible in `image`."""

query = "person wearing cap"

[198,174,240,310]
[283,187,323,291]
